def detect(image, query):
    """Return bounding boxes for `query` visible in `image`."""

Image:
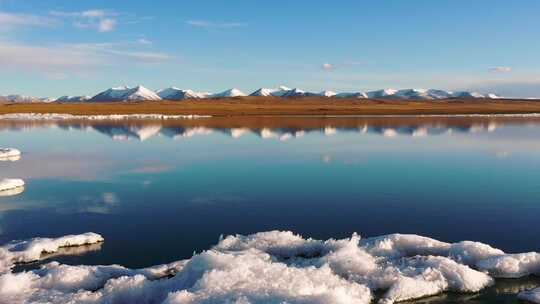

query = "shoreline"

[2,98,540,116]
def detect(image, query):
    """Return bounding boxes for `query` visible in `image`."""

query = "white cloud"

[98,18,116,32]
[186,20,247,28]
[50,9,117,32]
[489,66,512,73]
[322,63,334,70]
[0,11,56,29]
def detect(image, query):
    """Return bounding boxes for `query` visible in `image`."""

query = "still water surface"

[0,116,539,302]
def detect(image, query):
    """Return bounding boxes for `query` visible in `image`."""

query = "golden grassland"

[1,97,540,116]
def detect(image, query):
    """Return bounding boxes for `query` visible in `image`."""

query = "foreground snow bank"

[0,178,25,192]
[0,231,539,304]
[0,148,21,160]
[520,287,540,303]
[0,113,210,120]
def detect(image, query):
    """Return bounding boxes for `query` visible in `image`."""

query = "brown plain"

[1,97,540,116]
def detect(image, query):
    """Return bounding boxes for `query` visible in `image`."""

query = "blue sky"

[0,0,539,97]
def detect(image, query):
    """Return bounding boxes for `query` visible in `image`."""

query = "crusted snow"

[0,232,103,274]
[519,287,540,303]
[0,179,25,193]
[1,231,539,304]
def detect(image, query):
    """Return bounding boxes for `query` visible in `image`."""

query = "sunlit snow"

[1,231,539,303]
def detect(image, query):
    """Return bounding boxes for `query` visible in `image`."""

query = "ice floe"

[0,178,25,193]
[0,148,21,162]
[0,231,539,304]
[0,232,103,274]
[519,286,540,303]
[0,148,21,160]
[0,186,25,197]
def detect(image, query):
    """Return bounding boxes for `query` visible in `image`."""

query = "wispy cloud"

[50,9,118,32]
[0,40,174,76]
[137,38,152,45]
[489,66,512,73]
[0,11,57,29]
[186,20,247,29]
[49,9,111,18]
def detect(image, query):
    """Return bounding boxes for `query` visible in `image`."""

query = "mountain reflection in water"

[0,115,535,142]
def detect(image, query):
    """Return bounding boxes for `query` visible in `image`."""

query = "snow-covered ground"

[0,231,538,304]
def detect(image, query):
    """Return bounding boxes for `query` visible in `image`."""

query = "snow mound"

[0,148,21,161]
[0,179,24,193]
[519,287,540,303]
[1,231,538,304]
[90,86,162,102]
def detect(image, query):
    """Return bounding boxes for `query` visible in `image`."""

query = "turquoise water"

[1,118,539,274]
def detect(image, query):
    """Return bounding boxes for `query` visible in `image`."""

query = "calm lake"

[1,116,539,303]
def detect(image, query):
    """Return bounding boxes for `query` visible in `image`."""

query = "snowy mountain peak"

[281,88,307,97]
[212,88,246,98]
[319,90,337,97]
[90,85,161,102]
[367,88,399,98]
[250,86,293,97]
[250,88,275,97]
[157,87,203,100]
[335,92,368,98]
[56,95,91,102]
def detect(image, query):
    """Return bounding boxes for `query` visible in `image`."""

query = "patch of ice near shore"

[0,232,103,274]
[0,113,211,121]
[0,178,25,193]
[0,148,21,160]
[0,186,25,197]
[519,287,540,303]
[1,231,539,304]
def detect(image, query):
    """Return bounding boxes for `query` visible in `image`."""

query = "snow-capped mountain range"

[0,85,505,103]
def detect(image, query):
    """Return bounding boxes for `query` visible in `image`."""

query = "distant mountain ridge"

[1,85,505,103]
